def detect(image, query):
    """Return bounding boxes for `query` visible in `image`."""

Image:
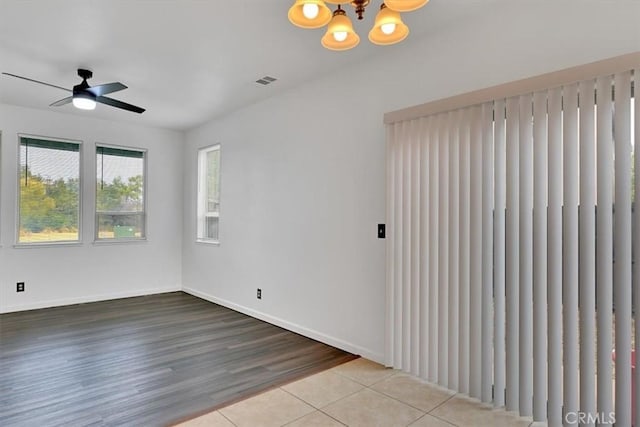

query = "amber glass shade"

[288,0,332,29]
[385,0,429,12]
[368,5,409,45]
[321,10,360,51]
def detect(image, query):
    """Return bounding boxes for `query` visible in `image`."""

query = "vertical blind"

[386,69,638,426]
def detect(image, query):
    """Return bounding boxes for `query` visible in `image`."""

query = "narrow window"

[18,136,81,244]
[197,145,220,243]
[96,145,146,240]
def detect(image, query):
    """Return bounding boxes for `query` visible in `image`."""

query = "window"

[96,145,146,240]
[197,145,220,242]
[18,136,81,244]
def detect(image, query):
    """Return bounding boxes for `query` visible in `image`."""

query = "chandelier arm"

[350,0,370,20]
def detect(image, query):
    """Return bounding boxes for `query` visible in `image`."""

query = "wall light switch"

[378,224,386,239]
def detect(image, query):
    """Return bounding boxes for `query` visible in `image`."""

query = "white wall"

[182,1,640,362]
[0,104,184,313]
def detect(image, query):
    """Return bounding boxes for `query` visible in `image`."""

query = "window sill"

[196,239,220,246]
[13,241,83,249]
[93,238,148,246]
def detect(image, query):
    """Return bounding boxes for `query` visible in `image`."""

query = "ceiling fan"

[1,68,145,114]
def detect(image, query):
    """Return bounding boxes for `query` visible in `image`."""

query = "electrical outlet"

[16,282,25,292]
[257,288,262,299]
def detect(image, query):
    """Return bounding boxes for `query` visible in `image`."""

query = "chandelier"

[288,1,429,51]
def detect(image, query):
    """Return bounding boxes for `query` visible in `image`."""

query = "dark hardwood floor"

[0,292,356,427]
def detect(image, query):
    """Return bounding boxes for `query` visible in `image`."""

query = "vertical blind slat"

[546,87,563,427]
[596,74,614,419]
[505,96,520,412]
[448,111,460,391]
[438,113,450,387]
[634,68,640,427]
[578,79,596,427]
[532,90,548,422]
[493,99,507,408]
[419,117,430,380]
[410,120,421,376]
[458,108,471,394]
[402,120,412,372]
[481,102,494,404]
[518,93,534,417]
[562,83,580,420]
[469,105,483,399]
[613,70,632,427]
[428,115,439,383]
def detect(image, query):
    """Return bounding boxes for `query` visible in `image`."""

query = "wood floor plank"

[0,292,356,426]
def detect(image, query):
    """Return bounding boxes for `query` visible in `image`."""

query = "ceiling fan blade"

[2,72,71,92]
[96,96,145,114]
[88,82,127,97]
[50,96,73,107]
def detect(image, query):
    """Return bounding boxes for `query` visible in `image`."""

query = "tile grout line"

[279,382,364,412]
[426,391,458,414]
[367,371,401,386]
[425,412,459,427]
[218,410,238,427]
[364,375,458,416]
[265,387,315,426]
[359,382,462,427]
[277,386,347,427]
[363,386,429,415]
[422,394,462,427]
[273,387,320,426]
[315,407,349,427]
[330,365,400,387]
[410,412,458,427]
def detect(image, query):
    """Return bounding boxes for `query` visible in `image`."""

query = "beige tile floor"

[177,358,540,427]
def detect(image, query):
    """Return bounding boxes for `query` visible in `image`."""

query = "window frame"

[15,133,83,247]
[94,143,148,243]
[0,130,2,247]
[196,144,221,245]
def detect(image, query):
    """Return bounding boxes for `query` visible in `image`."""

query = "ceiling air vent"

[256,76,277,86]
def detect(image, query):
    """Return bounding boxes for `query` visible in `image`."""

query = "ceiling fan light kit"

[72,94,97,110]
[71,69,97,110]
[289,0,428,51]
[1,68,145,114]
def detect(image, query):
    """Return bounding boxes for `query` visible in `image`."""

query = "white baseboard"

[0,286,182,314]
[182,286,384,364]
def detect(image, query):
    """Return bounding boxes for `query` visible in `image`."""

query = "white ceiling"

[0,0,495,131]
